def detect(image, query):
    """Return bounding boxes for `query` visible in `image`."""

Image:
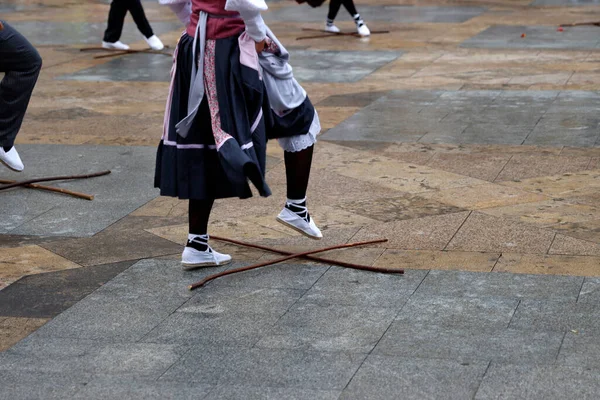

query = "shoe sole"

[182,258,232,271]
[0,158,23,172]
[276,217,322,240]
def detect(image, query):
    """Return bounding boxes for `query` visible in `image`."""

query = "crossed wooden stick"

[189,236,403,290]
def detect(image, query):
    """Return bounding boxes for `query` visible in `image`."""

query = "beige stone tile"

[315,106,360,131]
[0,318,49,352]
[0,245,81,286]
[447,212,555,254]
[374,249,499,272]
[495,154,592,182]
[426,153,511,182]
[550,234,600,256]
[423,183,548,210]
[351,211,470,250]
[495,253,600,276]
[499,170,600,198]
[482,199,600,227]
[131,197,188,218]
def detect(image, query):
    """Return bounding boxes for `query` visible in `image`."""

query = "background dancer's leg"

[326,0,343,32]
[103,0,128,43]
[0,21,42,171]
[127,0,154,39]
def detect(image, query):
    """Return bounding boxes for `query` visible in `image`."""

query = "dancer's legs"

[127,0,154,39]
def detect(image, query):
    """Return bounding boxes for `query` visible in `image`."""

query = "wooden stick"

[560,21,600,27]
[297,29,389,40]
[0,170,111,191]
[211,235,403,274]
[189,238,389,290]
[0,179,94,200]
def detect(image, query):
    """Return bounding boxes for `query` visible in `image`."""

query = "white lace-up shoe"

[357,23,371,37]
[0,146,24,172]
[277,206,323,240]
[144,35,164,50]
[325,24,341,33]
[102,40,130,50]
[182,245,232,270]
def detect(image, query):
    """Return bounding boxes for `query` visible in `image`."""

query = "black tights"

[327,0,359,21]
[188,145,315,235]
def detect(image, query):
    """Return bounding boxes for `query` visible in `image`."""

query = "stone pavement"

[2,0,600,398]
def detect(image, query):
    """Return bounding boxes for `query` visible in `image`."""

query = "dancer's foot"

[276,199,323,240]
[325,22,340,33]
[144,35,164,50]
[181,234,231,270]
[353,14,370,36]
[102,41,130,50]
[0,146,24,172]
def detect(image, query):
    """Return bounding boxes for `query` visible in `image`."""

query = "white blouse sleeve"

[159,0,192,27]
[225,0,268,42]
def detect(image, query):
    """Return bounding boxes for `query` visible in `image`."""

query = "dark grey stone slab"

[474,364,600,399]
[396,296,518,330]
[204,386,340,400]
[0,339,186,379]
[578,277,600,304]
[254,302,397,353]
[0,370,90,400]
[141,310,281,346]
[212,263,328,290]
[161,346,366,390]
[298,267,426,307]
[374,323,563,364]
[340,355,488,400]
[510,299,600,333]
[33,259,203,342]
[415,270,583,301]
[1,144,159,237]
[0,261,135,318]
[558,331,600,369]
[179,285,304,318]
[291,50,400,83]
[462,25,600,50]
[265,5,485,23]
[60,53,172,82]
[72,377,213,400]
[7,21,182,45]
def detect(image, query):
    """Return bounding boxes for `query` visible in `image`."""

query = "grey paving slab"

[211,263,328,290]
[7,21,182,45]
[141,310,281,346]
[179,285,305,318]
[60,53,173,82]
[474,364,600,399]
[415,270,583,301]
[0,339,186,379]
[204,386,340,400]
[340,355,488,400]
[161,346,366,390]
[531,0,600,5]
[578,277,600,303]
[265,5,485,23]
[396,296,519,330]
[374,323,563,364]
[298,267,426,307]
[72,377,213,400]
[0,144,159,237]
[0,260,135,318]
[254,302,397,353]
[291,50,400,83]
[33,259,206,342]
[510,299,600,333]
[0,370,90,400]
[558,331,600,369]
[461,25,600,50]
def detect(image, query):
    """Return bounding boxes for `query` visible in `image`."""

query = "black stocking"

[189,198,214,236]
[284,145,314,200]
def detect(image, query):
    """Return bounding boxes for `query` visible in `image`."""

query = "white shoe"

[144,35,164,50]
[0,146,24,172]
[357,24,370,37]
[325,24,341,33]
[102,41,130,50]
[277,206,323,240]
[182,246,232,270]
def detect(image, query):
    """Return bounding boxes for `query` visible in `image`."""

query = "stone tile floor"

[2,0,600,398]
